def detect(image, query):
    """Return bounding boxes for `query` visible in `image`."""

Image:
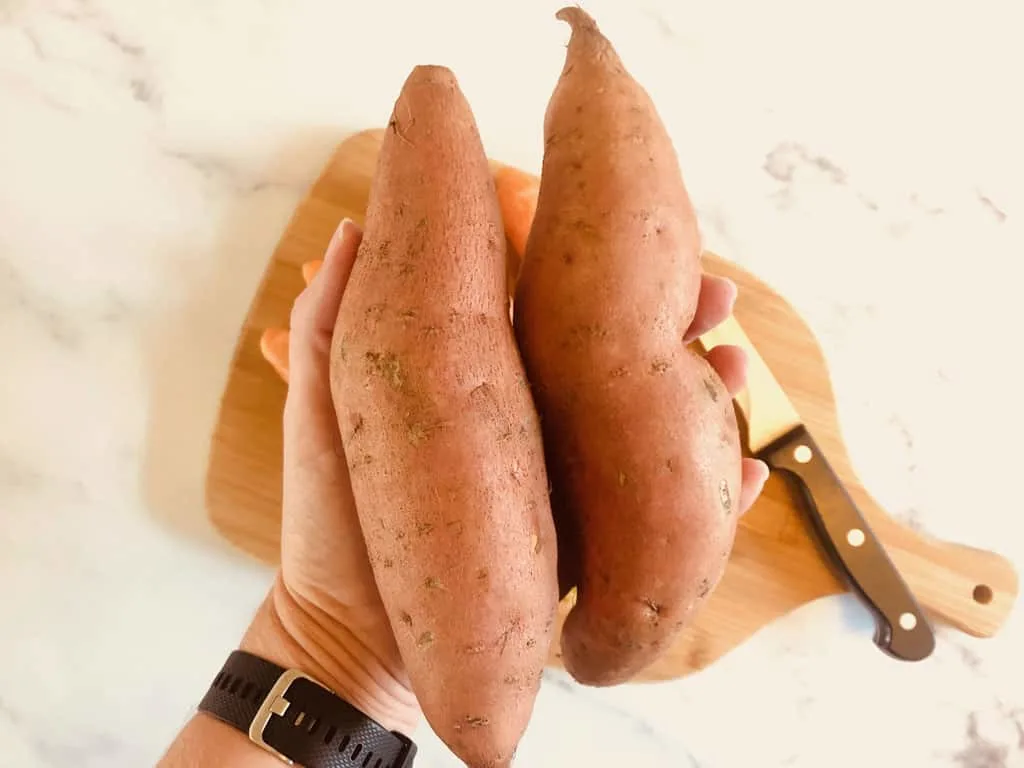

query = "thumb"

[288,218,363,380]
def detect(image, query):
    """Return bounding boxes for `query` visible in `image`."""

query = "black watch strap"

[198,650,416,768]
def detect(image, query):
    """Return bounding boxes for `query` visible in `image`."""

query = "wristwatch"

[198,650,417,767]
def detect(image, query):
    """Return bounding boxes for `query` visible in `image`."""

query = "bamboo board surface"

[206,130,1017,681]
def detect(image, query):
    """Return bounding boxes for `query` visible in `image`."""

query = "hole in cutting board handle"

[973,584,994,604]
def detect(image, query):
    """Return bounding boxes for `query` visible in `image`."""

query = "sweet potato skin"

[330,66,557,767]
[514,9,742,685]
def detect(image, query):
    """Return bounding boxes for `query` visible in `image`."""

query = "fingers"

[311,220,361,332]
[289,219,362,353]
[285,218,362,395]
[703,339,767,514]
[704,344,747,397]
[738,458,770,515]
[258,220,359,389]
[683,275,737,343]
[283,219,362,460]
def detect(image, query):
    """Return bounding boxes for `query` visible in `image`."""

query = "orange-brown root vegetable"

[301,258,323,285]
[259,328,291,383]
[330,66,558,768]
[259,260,323,383]
[514,8,742,686]
[492,164,540,292]
[262,169,540,385]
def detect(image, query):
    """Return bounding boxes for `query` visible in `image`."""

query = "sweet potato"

[514,8,742,685]
[259,327,291,383]
[301,258,323,285]
[492,164,540,292]
[330,66,558,767]
[260,261,323,382]
[260,163,535,384]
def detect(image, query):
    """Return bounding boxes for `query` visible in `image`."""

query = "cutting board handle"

[885,518,1018,637]
[207,131,1018,683]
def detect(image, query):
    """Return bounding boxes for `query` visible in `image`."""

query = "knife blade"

[698,314,936,662]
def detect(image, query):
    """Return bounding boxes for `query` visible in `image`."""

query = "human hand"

[683,274,770,514]
[244,219,420,734]
[264,165,768,517]
[248,221,767,739]
[263,267,769,516]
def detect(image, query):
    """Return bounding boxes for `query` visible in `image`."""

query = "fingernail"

[755,459,770,486]
[723,278,738,307]
[327,217,354,254]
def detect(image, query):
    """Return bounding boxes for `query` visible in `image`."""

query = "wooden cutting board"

[206,129,1017,681]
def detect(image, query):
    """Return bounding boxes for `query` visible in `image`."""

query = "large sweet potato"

[330,66,558,767]
[514,9,742,686]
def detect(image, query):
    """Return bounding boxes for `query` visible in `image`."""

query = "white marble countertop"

[2,1,1023,765]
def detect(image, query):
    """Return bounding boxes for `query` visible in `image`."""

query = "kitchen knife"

[698,314,936,661]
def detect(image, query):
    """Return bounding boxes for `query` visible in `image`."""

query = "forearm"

[159,578,417,767]
[158,589,302,768]
[159,711,281,767]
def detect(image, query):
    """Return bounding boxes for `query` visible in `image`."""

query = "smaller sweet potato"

[514,8,743,685]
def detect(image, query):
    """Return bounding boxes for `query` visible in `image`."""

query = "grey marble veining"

[1,1,1022,766]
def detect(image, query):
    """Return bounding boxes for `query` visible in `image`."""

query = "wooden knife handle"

[760,425,937,661]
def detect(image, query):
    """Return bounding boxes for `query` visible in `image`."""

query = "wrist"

[241,576,419,736]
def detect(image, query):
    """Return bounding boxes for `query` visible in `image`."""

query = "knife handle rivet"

[899,612,918,631]
[793,445,813,464]
[846,528,866,547]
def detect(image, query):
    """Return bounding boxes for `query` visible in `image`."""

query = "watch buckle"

[248,668,331,765]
